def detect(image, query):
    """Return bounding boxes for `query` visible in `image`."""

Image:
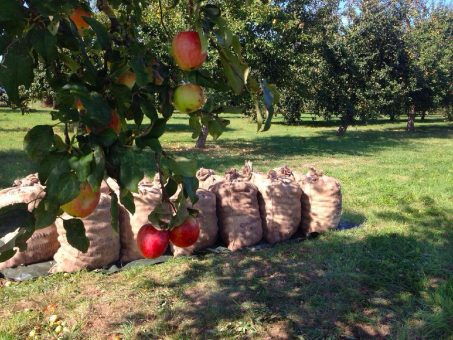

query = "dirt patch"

[264,320,294,340]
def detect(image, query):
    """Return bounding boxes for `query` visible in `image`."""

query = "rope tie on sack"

[196,168,215,181]
[224,168,241,182]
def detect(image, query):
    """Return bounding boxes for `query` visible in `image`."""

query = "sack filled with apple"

[292,167,342,235]
[196,168,223,191]
[251,166,302,244]
[210,168,263,251]
[0,175,59,270]
[51,193,121,273]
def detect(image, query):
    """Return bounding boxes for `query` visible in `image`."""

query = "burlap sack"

[119,185,164,263]
[251,169,302,244]
[50,194,120,272]
[197,168,223,191]
[211,169,262,251]
[172,189,218,256]
[12,173,41,187]
[0,177,59,270]
[294,167,342,234]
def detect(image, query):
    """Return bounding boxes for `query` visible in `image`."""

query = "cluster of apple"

[62,9,207,258]
[137,217,200,259]
[70,8,206,125]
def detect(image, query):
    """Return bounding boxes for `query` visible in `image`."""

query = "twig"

[154,152,177,214]
[158,0,171,41]
[64,123,70,145]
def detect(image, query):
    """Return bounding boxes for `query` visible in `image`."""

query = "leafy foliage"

[0,0,277,260]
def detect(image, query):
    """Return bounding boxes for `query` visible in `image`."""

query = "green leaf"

[197,28,209,54]
[208,117,229,140]
[0,203,34,238]
[135,136,162,152]
[61,54,80,73]
[213,17,233,48]
[0,42,34,104]
[92,129,118,147]
[189,115,202,139]
[87,146,105,192]
[56,173,81,205]
[33,197,60,229]
[140,96,158,121]
[69,153,94,182]
[110,192,119,233]
[255,99,263,132]
[120,150,143,193]
[149,118,167,139]
[219,51,250,95]
[30,28,57,62]
[84,16,112,50]
[183,176,199,204]
[80,92,112,129]
[260,80,275,132]
[0,34,13,55]
[169,191,189,228]
[0,203,34,258]
[148,203,170,229]
[63,219,90,253]
[130,56,148,87]
[187,70,229,91]
[0,0,23,22]
[14,227,34,251]
[23,125,54,161]
[120,189,135,215]
[164,178,178,198]
[38,153,68,184]
[0,248,16,263]
[167,157,197,177]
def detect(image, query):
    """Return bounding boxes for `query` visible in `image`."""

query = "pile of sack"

[0,165,342,273]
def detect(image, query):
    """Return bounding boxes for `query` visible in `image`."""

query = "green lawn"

[0,108,452,339]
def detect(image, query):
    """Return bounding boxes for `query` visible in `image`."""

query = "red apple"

[86,110,121,135]
[70,8,91,33]
[173,84,206,113]
[75,98,84,111]
[117,70,136,89]
[61,182,100,218]
[171,31,207,71]
[170,217,200,248]
[137,224,170,259]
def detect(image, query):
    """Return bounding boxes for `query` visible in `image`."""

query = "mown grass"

[0,107,452,339]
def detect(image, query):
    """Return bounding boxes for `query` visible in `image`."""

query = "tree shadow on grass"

[275,116,447,128]
[0,150,36,189]
[167,124,452,172]
[114,199,452,339]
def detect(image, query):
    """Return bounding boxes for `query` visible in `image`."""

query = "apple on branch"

[173,84,206,114]
[69,8,92,33]
[61,182,101,218]
[172,31,207,71]
[137,224,170,259]
[169,217,200,248]
[117,70,137,90]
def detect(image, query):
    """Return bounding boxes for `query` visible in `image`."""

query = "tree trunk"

[420,111,426,121]
[337,113,352,136]
[336,125,348,136]
[195,125,209,149]
[406,105,416,132]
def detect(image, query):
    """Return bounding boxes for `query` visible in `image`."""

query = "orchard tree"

[0,0,277,260]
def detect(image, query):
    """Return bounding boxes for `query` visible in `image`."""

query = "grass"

[0,107,452,339]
